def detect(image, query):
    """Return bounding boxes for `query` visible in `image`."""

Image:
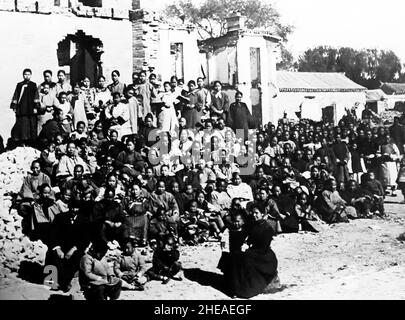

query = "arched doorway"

[57,30,104,86]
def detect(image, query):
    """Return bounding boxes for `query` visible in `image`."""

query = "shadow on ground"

[18,261,44,285]
[183,268,231,297]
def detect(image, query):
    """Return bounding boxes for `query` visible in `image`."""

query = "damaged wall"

[0,9,133,141]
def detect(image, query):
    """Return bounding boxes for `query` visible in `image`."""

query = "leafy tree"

[298,46,402,89]
[277,44,298,71]
[163,0,294,40]
[163,0,295,70]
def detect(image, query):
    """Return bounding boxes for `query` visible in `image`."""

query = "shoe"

[129,284,144,291]
[60,284,72,293]
[161,277,170,285]
[171,276,183,281]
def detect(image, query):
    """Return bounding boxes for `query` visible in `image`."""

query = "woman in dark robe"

[124,183,151,246]
[332,134,350,185]
[222,206,278,299]
[227,91,253,142]
[115,138,145,178]
[10,69,40,145]
[182,80,203,128]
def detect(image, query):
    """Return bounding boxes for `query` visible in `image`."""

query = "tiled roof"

[277,71,366,92]
[380,83,405,95]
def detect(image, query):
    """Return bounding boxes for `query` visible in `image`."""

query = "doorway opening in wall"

[57,30,104,86]
[170,43,184,81]
[250,47,262,124]
[322,104,336,125]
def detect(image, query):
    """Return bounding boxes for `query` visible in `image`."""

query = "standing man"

[10,68,41,147]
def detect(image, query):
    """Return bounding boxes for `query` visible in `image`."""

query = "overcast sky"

[148,0,405,63]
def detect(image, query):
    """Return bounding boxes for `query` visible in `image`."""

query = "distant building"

[274,71,367,125]
[366,89,387,114]
[380,82,405,110]
[198,13,281,125]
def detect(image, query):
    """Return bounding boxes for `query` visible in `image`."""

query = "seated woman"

[114,239,147,291]
[315,178,357,224]
[104,92,131,140]
[149,181,180,233]
[92,188,127,247]
[227,172,254,207]
[124,183,151,247]
[341,180,375,218]
[79,241,122,301]
[115,138,145,178]
[195,191,225,239]
[221,206,278,299]
[170,129,193,160]
[293,192,320,233]
[18,183,56,244]
[18,160,52,203]
[95,172,126,203]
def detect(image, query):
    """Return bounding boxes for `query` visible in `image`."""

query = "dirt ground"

[1,195,404,300]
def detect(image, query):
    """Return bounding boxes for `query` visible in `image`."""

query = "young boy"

[146,235,182,284]
[114,240,147,291]
[217,213,247,273]
[362,171,386,216]
[70,121,87,141]
[179,200,200,245]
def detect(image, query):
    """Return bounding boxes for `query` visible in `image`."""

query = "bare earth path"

[1,196,404,300]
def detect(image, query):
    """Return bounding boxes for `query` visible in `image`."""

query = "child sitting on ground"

[179,200,200,245]
[196,191,225,239]
[146,235,182,284]
[293,193,319,233]
[114,240,147,291]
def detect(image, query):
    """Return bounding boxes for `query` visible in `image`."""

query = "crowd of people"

[9,67,405,299]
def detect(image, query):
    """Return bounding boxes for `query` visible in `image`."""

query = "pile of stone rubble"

[0,147,47,278]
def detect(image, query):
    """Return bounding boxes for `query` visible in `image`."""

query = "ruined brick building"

[0,0,282,139]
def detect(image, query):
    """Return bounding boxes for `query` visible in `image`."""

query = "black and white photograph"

[0,0,404,307]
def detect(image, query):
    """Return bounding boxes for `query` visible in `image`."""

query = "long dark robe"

[224,220,278,298]
[10,80,40,141]
[227,102,252,140]
[217,229,248,273]
[182,90,203,128]
[332,142,350,184]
